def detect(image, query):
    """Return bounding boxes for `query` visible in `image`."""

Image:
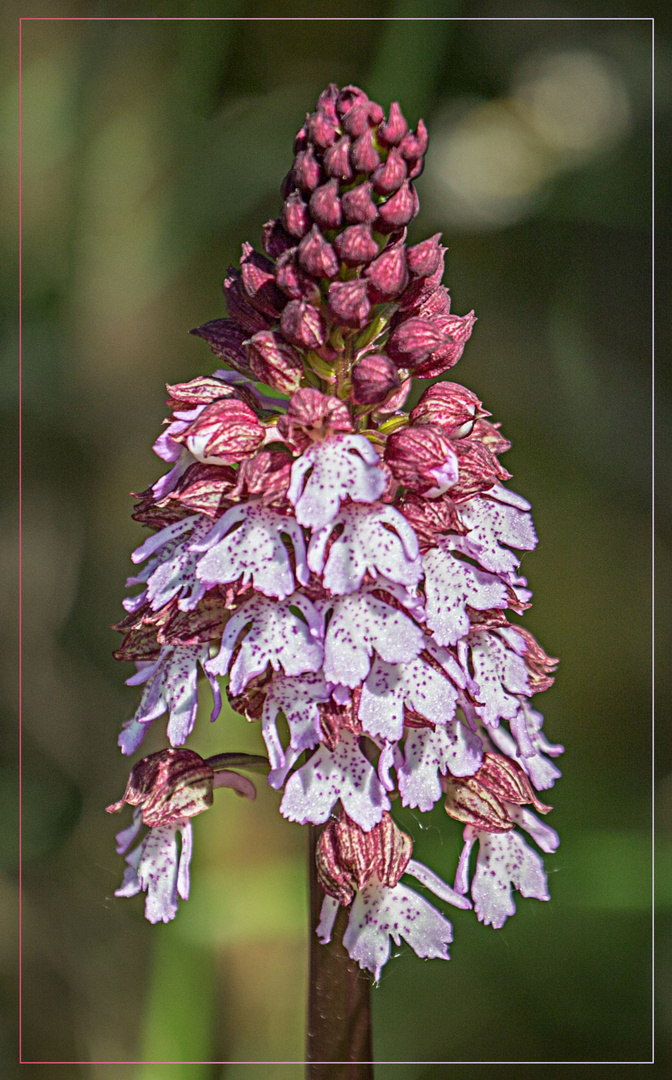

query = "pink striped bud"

[189,318,253,378]
[512,628,559,694]
[371,147,407,195]
[106,748,215,828]
[223,271,270,334]
[411,311,477,378]
[399,118,428,160]
[277,387,353,452]
[336,85,369,118]
[333,222,379,266]
[174,398,266,464]
[410,381,488,438]
[307,109,338,149]
[233,449,293,501]
[316,83,339,123]
[247,330,304,393]
[450,440,510,503]
[240,243,286,317]
[274,249,321,302]
[292,145,323,192]
[281,191,311,239]
[376,180,418,231]
[261,219,295,259]
[365,241,409,302]
[166,375,236,411]
[443,774,514,834]
[316,811,413,904]
[341,181,378,224]
[477,753,553,815]
[293,114,310,154]
[350,129,381,173]
[327,279,371,328]
[324,136,354,181]
[297,225,340,279]
[386,315,447,367]
[406,233,443,278]
[342,99,383,136]
[309,179,343,230]
[377,101,408,147]
[385,423,459,495]
[279,298,326,350]
[398,491,466,549]
[351,352,400,405]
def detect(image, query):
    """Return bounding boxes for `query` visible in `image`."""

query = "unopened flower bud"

[443,774,514,833]
[385,423,459,495]
[261,219,295,259]
[365,241,409,302]
[350,129,381,173]
[316,83,339,123]
[307,109,338,149]
[324,136,354,181]
[174,398,266,464]
[411,311,477,379]
[411,382,488,438]
[297,225,340,279]
[292,146,323,192]
[316,818,357,905]
[372,147,407,195]
[406,233,443,278]
[280,298,326,349]
[189,318,254,378]
[477,752,552,814]
[106,748,215,827]
[293,116,310,154]
[281,191,312,239]
[274,249,321,302]
[398,490,466,548]
[341,181,378,224]
[247,330,304,393]
[336,84,369,117]
[399,118,428,160]
[316,811,413,904]
[223,270,270,334]
[240,243,286,317]
[327,279,371,328]
[377,101,408,146]
[277,387,353,451]
[376,180,418,231]
[333,223,380,266]
[351,352,400,405]
[309,179,343,230]
[386,315,447,367]
[342,100,382,136]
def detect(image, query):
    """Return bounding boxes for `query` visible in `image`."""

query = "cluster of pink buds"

[109,84,562,979]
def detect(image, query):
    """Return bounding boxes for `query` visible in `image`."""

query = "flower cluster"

[109,84,562,979]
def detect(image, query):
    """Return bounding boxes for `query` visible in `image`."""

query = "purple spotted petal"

[342,875,454,983]
[260,671,331,769]
[508,804,560,853]
[206,592,323,694]
[398,722,484,811]
[359,653,459,742]
[118,645,219,755]
[467,630,530,727]
[115,821,193,924]
[489,702,563,791]
[321,588,424,689]
[308,502,421,595]
[137,516,213,613]
[467,826,551,928]
[423,544,509,646]
[279,729,390,829]
[450,494,537,577]
[193,503,309,600]
[288,434,386,530]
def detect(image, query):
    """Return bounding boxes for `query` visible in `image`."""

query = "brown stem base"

[306,824,374,1080]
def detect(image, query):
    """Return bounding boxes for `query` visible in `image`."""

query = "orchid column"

[108,84,562,1071]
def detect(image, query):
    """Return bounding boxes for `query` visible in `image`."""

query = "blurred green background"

[3,2,664,1077]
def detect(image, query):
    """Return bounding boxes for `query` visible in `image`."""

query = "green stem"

[306,824,374,1079]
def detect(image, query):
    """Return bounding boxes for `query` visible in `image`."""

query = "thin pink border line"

[17,14,652,19]
[18,12,23,1068]
[17,14,656,1071]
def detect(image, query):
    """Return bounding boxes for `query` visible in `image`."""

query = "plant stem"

[306,824,374,1080]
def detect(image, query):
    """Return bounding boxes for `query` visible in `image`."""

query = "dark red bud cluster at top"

[189,83,476,405]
